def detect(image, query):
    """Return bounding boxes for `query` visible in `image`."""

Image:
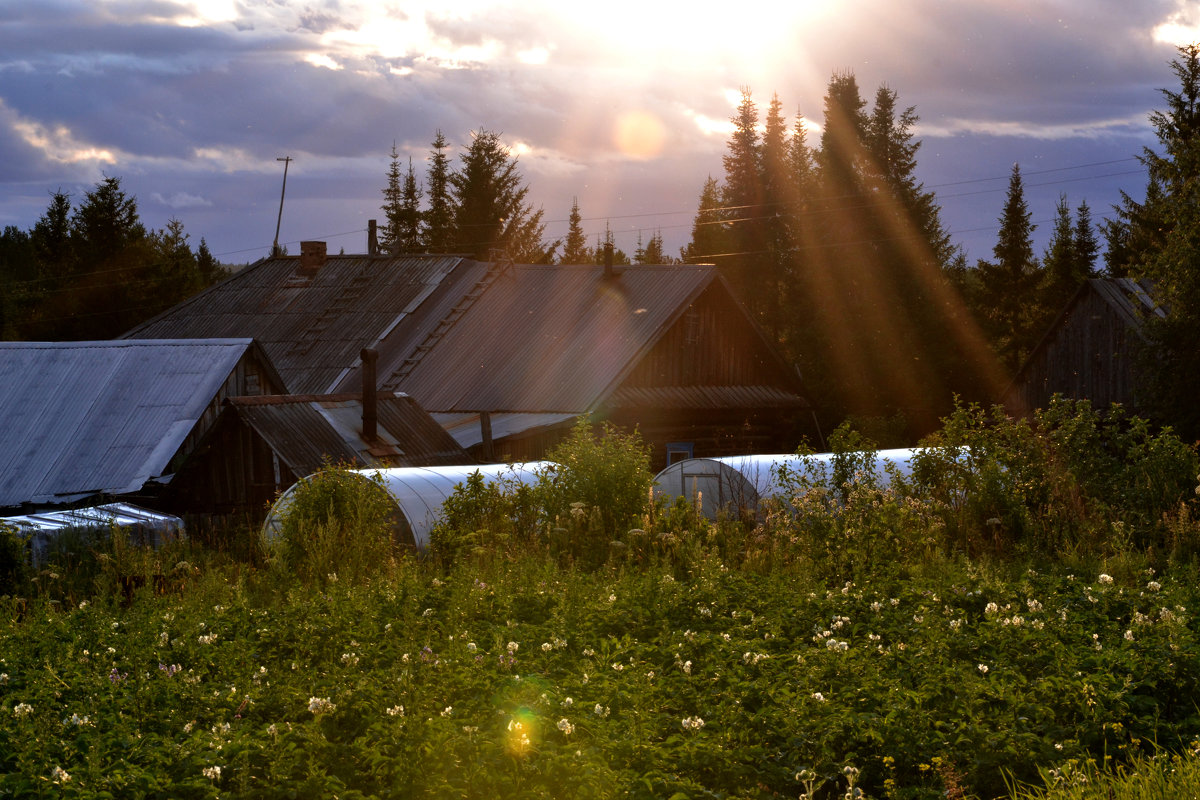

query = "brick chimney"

[298,241,327,277]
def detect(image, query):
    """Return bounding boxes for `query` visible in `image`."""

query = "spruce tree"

[1107,44,1200,437]
[379,144,404,254]
[560,197,589,264]
[975,164,1041,372]
[449,128,554,263]
[681,176,726,263]
[423,130,454,253]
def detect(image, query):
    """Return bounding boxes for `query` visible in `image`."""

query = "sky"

[1,0,1198,267]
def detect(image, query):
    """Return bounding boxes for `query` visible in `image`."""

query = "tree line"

[0,177,226,341]
[2,46,1196,440]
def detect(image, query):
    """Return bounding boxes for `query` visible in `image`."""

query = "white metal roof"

[0,339,262,508]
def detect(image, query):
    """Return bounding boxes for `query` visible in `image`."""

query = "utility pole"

[272,156,292,257]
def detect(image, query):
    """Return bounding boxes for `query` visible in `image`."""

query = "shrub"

[266,463,399,586]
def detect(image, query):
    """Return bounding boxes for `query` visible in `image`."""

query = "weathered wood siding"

[1007,287,1142,412]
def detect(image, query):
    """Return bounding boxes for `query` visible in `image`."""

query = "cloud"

[151,190,212,208]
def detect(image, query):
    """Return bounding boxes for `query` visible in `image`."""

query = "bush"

[267,463,400,586]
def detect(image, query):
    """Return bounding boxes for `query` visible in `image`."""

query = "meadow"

[2,399,1200,800]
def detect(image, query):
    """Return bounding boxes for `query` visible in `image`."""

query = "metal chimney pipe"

[604,241,614,279]
[361,348,378,442]
[368,219,378,256]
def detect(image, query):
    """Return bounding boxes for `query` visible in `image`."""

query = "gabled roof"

[226,393,469,477]
[0,339,273,508]
[362,263,724,413]
[123,252,469,394]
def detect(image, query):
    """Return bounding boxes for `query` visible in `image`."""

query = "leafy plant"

[266,462,400,586]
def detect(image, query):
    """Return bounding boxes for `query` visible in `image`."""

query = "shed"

[263,462,552,550]
[1004,278,1164,413]
[653,449,926,520]
[0,339,284,512]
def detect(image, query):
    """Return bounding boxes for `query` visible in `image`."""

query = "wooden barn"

[1004,278,1164,414]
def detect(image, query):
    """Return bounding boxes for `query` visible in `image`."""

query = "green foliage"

[535,421,654,563]
[0,523,29,595]
[429,468,542,567]
[1008,747,1200,800]
[267,464,400,587]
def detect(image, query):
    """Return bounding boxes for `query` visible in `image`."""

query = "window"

[666,442,694,465]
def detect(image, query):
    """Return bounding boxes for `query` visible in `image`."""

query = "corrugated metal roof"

[123,253,468,394]
[605,385,806,410]
[388,264,718,413]
[0,339,262,508]
[431,412,581,449]
[229,393,468,476]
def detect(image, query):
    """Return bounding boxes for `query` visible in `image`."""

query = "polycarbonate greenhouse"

[263,462,554,550]
[652,448,934,520]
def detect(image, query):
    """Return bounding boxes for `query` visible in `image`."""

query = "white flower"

[467,642,477,652]
[682,660,692,675]
[1098,573,1113,585]
[440,706,453,717]
[557,718,575,735]
[1124,630,1134,641]
[978,663,989,674]
[341,652,359,666]
[542,642,552,651]
[985,602,999,615]
[12,703,32,718]
[608,594,617,603]
[611,662,624,671]
[811,692,825,702]
[593,703,609,718]
[198,633,218,645]
[0,673,7,685]
[386,705,405,716]
[681,716,705,730]
[308,696,336,714]
[507,641,519,653]
[202,765,221,781]
[51,765,71,783]
[1147,581,1162,592]
[562,697,574,707]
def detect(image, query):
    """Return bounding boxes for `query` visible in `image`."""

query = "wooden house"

[125,239,811,469]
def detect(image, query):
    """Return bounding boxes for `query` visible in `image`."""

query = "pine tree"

[1107,44,1200,437]
[720,88,764,311]
[423,130,455,253]
[975,164,1041,371]
[681,176,726,263]
[1072,200,1099,275]
[560,197,590,264]
[379,144,404,255]
[1033,194,1095,335]
[449,129,554,263]
[641,232,667,265]
[396,157,423,253]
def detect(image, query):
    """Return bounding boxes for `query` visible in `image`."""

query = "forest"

[1,44,1198,441]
